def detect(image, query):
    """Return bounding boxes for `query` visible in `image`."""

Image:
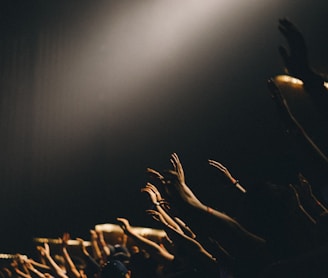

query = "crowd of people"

[1,19,328,278]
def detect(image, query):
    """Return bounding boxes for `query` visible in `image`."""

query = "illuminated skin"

[278,18,326,92]
[148,153,267,265]
[60,233,83,278]
[141,183,184,234]
[37,243,68,278]
[116,217,175,263]
[90,229,106,266]
[149,154,246,224]
[208,159,247,193]
[147,209,219,264]
[267,20,328,167]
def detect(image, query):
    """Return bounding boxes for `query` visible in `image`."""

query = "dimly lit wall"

[1,0,328,253]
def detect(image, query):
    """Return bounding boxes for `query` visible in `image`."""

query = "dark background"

[1,0,328,254]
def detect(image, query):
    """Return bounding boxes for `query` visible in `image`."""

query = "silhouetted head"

[100,260,130,278]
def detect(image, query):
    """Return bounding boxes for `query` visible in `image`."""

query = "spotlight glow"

[31,0,291,166]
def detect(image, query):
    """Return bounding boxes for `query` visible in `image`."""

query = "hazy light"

[276,75,328,89]
[31,0,291,167]
[275,75,304,85]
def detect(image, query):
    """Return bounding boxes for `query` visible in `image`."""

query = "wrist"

[233,179,239,185]
[207,206,214,215]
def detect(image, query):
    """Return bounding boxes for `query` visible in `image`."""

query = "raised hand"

[295,173,314,199]
[146,167,165,181]
[148,209,217,263]
[147,153,202,209]
[141,184,159,205]
[162,167,202,209]
[37,243,50,258]
[116,217,133,235]
[297,173,328,212]
[208,160,237,184]
[145,182,163,201]
[278,18,324,90]
[170,153,186,185]
[61,233,70,247]
[208,159,246,193]
[278,19,308,76]
[147,209,169,226]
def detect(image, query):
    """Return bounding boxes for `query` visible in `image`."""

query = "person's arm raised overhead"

[76,238,101,277]
[37,243,68,278]
[11,257,31,278]
[295,173,328,219]
[24,259,47,278]
[141,183,183,234]
[208,160,246,193]
[96,230,111,258]
[147,209,221,276]
[278,18,326,92]
[149,153,267,265]
[60,233,81,278]
[116,217,174,264]
[89,229,105,265]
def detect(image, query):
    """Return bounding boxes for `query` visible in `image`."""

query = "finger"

[146,209,157,214]
[172,152,180,163]
[170,158,177,171]
[147,168,164,180]
[146,182,157,190]
[171,153,181,171]
[208,160,226,170]
[140,187,150,193]
[172,153,183,172]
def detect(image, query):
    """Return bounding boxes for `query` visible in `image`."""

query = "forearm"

[156,204,184,234]
[29,261,50,271]
[90,238,103,262]
[184,201,266,258]
[62,248,80,278]
[28,267,46,278]
[98,238,110,257]
[45,255,68,278]
[126,231,174,263]
[14,268,31,278]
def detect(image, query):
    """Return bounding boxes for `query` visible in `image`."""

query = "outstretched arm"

[37,243,68,278]
[141,183,183,234]
[147,209,220,275]
[116,217,174,263]
[289,184,317,224]
[24,259,47,278]
[10,257,31,278]
[278,18,325,91]
[149,153,266,260]
[208,160,246,193]
[293,173,328,220]
[89,230,106,265]
[76,238,101,276]
[60,233,81,278]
